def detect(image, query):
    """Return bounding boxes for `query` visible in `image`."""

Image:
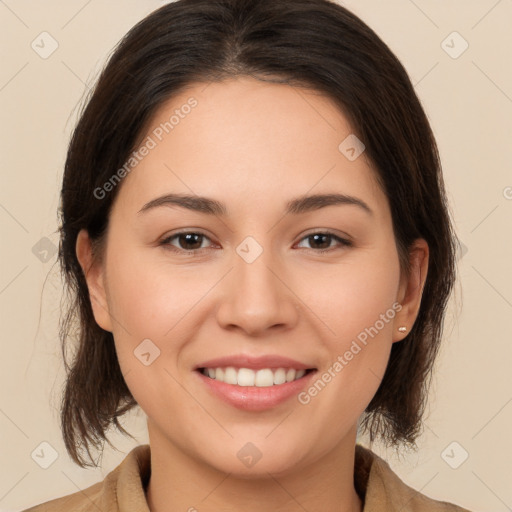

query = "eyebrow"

[137,192,373,217]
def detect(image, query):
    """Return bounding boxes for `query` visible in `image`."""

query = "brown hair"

[58,0,458,467]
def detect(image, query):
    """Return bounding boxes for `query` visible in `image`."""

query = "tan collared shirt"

[23,444,472,511]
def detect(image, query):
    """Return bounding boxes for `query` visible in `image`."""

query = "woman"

[23,0,471,510]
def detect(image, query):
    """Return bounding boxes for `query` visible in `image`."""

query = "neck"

[145,423,363,512]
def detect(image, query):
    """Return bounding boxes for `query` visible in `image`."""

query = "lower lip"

[195,369,317,411]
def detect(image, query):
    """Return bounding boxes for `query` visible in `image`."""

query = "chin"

[199,437,310,479]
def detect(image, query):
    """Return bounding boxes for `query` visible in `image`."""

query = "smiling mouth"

[197,367,316,387]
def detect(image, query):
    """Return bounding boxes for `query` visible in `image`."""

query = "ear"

[393,238,429,343]
[75,229,113,332]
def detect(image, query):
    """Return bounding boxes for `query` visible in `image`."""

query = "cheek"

[105,248,207,336]
[102,250,204,412]
[302,247,401,341]
[297,248,400,412]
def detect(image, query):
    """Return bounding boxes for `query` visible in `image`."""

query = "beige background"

[1,1,511,511]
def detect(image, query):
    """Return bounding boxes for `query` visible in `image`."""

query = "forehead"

[114,77,387,218]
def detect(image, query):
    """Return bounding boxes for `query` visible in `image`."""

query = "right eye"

[159,231,215,254]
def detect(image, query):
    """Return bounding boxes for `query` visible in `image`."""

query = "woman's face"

[80,76,427,477]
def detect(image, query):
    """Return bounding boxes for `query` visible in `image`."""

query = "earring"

[398,326,407,332]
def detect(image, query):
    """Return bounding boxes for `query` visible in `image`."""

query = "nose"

[215,243,300,336]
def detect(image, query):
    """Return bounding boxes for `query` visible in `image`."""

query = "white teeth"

[254,369,274,387]
[286,368,296,382]
[223,366,238,385]
[237,368,255,386]
[201,367,310,386]
[273,368,286,385]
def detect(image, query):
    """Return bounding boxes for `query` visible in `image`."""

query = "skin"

[76,76,428,512]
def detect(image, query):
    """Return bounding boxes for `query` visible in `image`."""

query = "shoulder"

[21,479,105,512]
[355,444,473,511]
[20,444,151,512]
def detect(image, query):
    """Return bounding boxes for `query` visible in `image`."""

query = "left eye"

[296,232,352,252]
[160,231,351,253]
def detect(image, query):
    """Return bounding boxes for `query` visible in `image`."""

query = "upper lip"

[195,354,316,371]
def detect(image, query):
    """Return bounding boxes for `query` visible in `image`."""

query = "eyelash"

[159,230,353,255]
